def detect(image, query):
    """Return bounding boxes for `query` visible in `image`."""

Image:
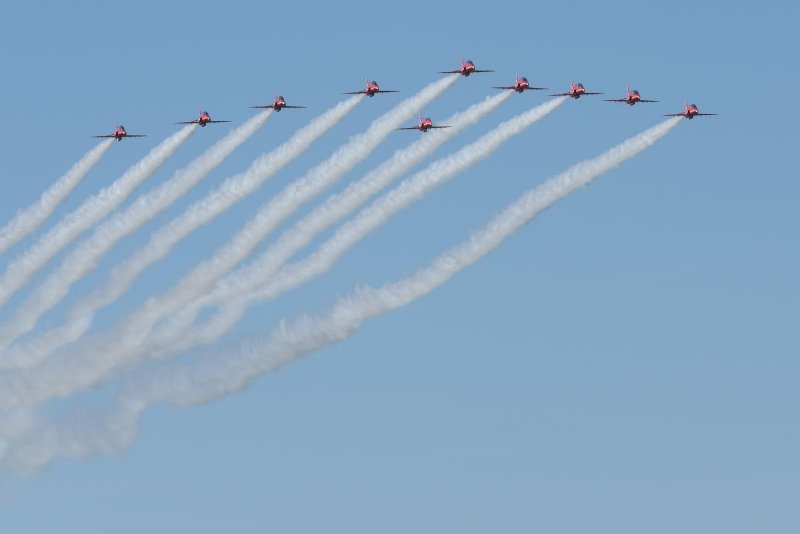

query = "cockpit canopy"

[520,77,528,82]
[370,80,378,86]
[575,82,584,88]
[631,89,640,95]
[465,60,475,66]
[277,95,285,101]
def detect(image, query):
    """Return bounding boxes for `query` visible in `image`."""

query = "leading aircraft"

[395,114,452,133]
[176,111,231,127]
[665,101,717,119]
[439,58,494,77]
[250,94,306,112]
[550,80,603,99]
[92,125,146,142]
[605,86,658,105]
[344,78,398,97]
[493,75,547,93]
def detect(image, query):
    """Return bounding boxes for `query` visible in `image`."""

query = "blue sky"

[0,1,798,532]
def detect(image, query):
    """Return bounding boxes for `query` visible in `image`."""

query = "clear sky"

[0,1,798,532]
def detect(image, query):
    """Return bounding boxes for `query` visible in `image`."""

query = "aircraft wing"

[663,113,686,117]
[92,134,117,138]
[125,134,147,137]
[206,120,232,123]
[695,112,717,116]
[375,89,399,93]
[637,99,659,103]
[549,91,573,97]
[429,125,452,129]
[472,69,495,73]
[282,105,307,109]
[249,104,276,109]
[438,70,462,74]
[395,126,421,131]
[582,92,604,95]
[605,98,629,103]
[343,90,367,95]
[497,85,550,91]
[176,120,200,124]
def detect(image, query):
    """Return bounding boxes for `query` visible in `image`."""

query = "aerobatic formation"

[0,57,713,474]
[91,58,715,140]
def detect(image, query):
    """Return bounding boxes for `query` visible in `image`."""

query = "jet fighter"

[550,80,603,99]
[344,78,399,97]
[665,101,717,119]
[439,58,494,77]
[250,94,306,112]
[605,86,658,105]
[395,114,452,133]
[493,75,547,93]
[92,125,146,142]
[176,111,231,127]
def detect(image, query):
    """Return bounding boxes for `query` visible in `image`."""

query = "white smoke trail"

[153,96,562,358]
[0,140,114,255]
[149,91,513,355]
[129,75,456,343]
[0,76,458,408]
[0,118,681,473]
[0,112,272,365]
[1,98,360,365]
[0,126,196,312]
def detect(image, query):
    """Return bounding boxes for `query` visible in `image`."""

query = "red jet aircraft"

[250,94,306,112]
[606,86,658,105]
[665,101,717,119]
[92,125,146,142]
[395,114,452,133]
[493,75,547,93]
[550,80,603,99]
[176,111,231,127]
[439,58,494,77]
[344,78,399,97]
